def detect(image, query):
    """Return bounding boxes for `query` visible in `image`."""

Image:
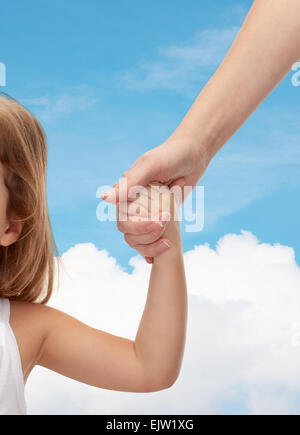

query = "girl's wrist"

[163,220,181,250]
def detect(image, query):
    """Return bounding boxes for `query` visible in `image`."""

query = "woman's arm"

[172,0,300,161]
[111,0,300,259]
[10,189,187,392]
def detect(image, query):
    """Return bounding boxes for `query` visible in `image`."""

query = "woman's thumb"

[101,155,154,203]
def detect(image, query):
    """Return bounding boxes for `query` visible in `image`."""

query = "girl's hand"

[104,137,208,261]
[118,182,181,263]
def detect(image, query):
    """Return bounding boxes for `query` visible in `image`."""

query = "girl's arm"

[134,218,187,390]
[10,190,187,392]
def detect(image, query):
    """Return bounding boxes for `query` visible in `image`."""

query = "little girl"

[0,96,187,415]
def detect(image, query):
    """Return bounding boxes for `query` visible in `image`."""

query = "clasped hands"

[101,137,208,261]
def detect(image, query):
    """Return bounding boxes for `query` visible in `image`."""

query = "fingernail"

[160,212,170,222]
[161,239,172,248]
[157,239,171,253]
[101,189,116,203]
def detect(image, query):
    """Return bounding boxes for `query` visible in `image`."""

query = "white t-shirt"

[0,298,27,415]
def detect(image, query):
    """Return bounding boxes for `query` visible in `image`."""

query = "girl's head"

[0,95,58,303]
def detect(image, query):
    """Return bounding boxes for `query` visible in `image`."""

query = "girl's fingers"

[114,182,173,258]
[169,177,185,189]
[126,188,174,221]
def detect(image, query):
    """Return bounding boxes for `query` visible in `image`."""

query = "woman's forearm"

[171,0,300,162]
[134,221,187,391]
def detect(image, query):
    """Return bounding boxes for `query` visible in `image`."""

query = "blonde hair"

[0,95,60,303]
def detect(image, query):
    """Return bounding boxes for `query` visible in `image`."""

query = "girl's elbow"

[141,371,180,393]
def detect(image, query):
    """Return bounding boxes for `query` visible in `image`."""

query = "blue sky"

[1,0,300,267]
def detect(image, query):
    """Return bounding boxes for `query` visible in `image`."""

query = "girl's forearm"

[171,0,300,162]
[134,221,187,391]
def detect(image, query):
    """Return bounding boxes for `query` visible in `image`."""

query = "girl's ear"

[0,215,23,247]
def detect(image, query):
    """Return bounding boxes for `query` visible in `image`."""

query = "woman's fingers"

[124,223,167,246]
[134,238,172,258]
[117,215,167,234]
[117,209,171,257]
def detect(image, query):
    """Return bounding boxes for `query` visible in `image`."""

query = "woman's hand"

[121,136,208,198]
[103,135,208,203]
[104,135,209,261]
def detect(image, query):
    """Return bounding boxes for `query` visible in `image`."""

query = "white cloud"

[25,232,300,415]
[117,27,239,95]
[22,86,97,123]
